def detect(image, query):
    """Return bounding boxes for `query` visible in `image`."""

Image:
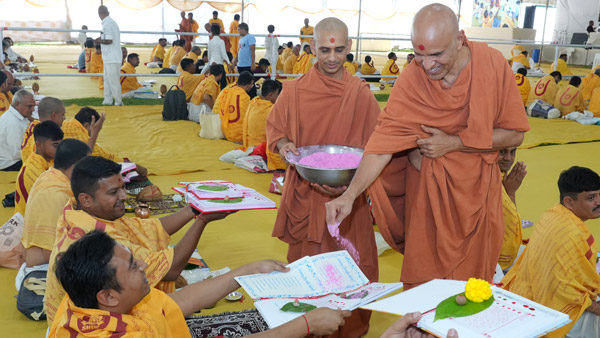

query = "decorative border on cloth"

[186,309,269,338]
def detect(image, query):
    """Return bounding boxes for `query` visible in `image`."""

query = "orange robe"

[179,18,192,52]
[266,65,379,338]
[22,167,71,252]
[14,152,50,217]
[229,20,240,57]
[581,72,600,103]
[214,85,250,143]
[191,74,219,106]
[20,119,40,163]
[62,119,123,162]
[120,62,142,94]
[514,73,530,106]
[242,97,285,170]
[365,39,530,288]
[529,74,558,105]
[502,204,600,338]
[49,289,191,338]
[45,199,175,325]
[0,91,14,116]
[554,84,585,115]
[498,184,522,270]
[177,70,204,102]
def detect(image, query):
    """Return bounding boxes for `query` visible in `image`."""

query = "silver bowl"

[285,145,363,187]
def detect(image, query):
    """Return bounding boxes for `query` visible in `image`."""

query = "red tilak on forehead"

[330,37,335,43]
[418,44,425,51]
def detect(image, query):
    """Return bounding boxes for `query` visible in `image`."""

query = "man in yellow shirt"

[120,53,143,98]
[188,64,223,122]
[176,46,201,73]
[15,139,90,320]
[209,11,225,33]
[293,44,313,74]
[229,14,240,57]
[49,230,350,338]
[514,68,530,107]
[300,18,314,44]
[15,121,64,217]
[214,71,253,143]
[503,166,600,338]
[382,52,400,83]
[554,76,585,116]
[283,44,300,75]
[188,12,199,41]
[177,58,204,102]
[343,53,356,75]
[551,54,573,75]
[242,80,286,171]
[0,70,14,115]
[281,41,293,61]
[21,96,66,162]
[45,156,234,324]
[509,50,530,70]
[529,71,562,105]
[162,41,176,70]
[90,45,103,83]
[62,107,123,162]
[581,68,600,104]
[360,55,380,83]
[497,147,526,271]
[146,38,166,68]
[168,40,186,71]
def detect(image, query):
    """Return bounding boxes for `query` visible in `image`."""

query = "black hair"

[180,58,195,71]
[54,139,91,171]
[226,51,233,62]
[239,23,249,32]
[158,38,167,43]
[346,53,354,62]
[237,71,254,85]
[0,71,6,87]
[365,55,372,63]
[261,79,281,97]
[177,39,186,47]
[234,14,240,20]
[210,64,224,76]
[84,38,95,49]
[55,230,121,309]
[71,156,121,201]
[521,51,528,56]
[127,53,139,62]
[268,25,275,33]
[258,58,270,67]
[388,52,396,59]
[558,166,600,203]
[33,120,64,143]
[286,41,293,48]
[74,106,100,125]
[550,71,562,81]
[211,24,221,35]
[517,68,527,76]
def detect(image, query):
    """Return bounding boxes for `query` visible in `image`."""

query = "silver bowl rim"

[286,144,364,171]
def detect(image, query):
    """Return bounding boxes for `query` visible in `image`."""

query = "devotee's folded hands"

[381,312,458,338]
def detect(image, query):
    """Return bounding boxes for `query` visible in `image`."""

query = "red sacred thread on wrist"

[302,314,310,335]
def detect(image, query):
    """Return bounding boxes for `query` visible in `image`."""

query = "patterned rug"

[186,309,269,338]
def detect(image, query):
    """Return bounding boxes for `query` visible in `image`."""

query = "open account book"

[361,279,571,338]
[234,251,403,328]
[172,181,276,213]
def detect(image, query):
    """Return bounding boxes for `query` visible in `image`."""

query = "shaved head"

[310,18,352,80]
[411,3,467,84]
[314,17,348,44]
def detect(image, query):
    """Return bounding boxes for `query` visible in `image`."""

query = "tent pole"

[538,0,550,66]
[457,0,462,23]
[241,0,245,22]
[356,0,362,61]
[161,0,165,38]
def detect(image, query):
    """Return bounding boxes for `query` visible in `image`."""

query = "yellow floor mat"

[522,116,600,148]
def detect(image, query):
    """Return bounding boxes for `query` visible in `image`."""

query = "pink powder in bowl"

[298,152,362,169]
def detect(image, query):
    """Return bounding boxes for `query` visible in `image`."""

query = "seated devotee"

[162,41,176,70]
[196,50,208,72]
[0,89,34,171]
[21,96,66,164]
[189,64,223,121]
[511,44,526,58]
[276,46,285,74]
[16,139,90,319]
[382,52,400,83]
[44,156,235,324]
[497,147,526,272]
[282,41,293,61]
[502,166,600,338]
[554,76,585,116]
[254,58,271,80]
[283,44,300,75]
[293,43,313,74]
[14,121,64,217]
[360,55,380,82]
[146,38,167,68]
[550,54,573,75]
[49,230,353,338]
[343,53,356,74]
[120,53,144,98]
[242,80,286,171]
[402,53,414,70]
[90,44,103,82]
[509,50,530,71]
[528,71,562,105]
[62,107,125,162]
[168,40,187,71]
[3,37,27,64]
[214,71,253,143]
[0,69,13,115]
[177,58,204,102]
[79,38,94,72]
[588,87,600,117]
[515,68,530,107]
[581,68,600,104]
[176,45,202,73]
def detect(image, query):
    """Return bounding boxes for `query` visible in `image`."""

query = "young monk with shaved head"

[267,17,380,337]
[326,3,530,289]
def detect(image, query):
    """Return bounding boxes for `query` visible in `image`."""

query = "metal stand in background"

[355,0,362,61]
[538,0,550,67]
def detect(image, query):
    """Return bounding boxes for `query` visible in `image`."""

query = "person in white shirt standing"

[264,25,279,80]
[96,6,123,106]
[0,89,34,171]
[201,24,230,89]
